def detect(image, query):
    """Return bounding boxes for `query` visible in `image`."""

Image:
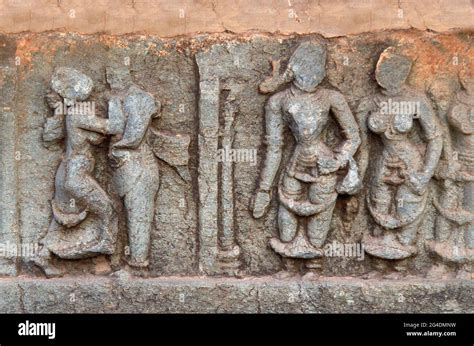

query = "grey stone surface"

[0,36,19,277]
[0,30,472,313]
[0,276,472,313]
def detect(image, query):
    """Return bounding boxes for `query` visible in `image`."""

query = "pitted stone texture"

[0,280,21,313]
[0,277,472,313]
[0,35,19,276]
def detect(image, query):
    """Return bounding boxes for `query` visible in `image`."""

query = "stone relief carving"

[34,66,190,277]
[33,67,119,277]
[428,66,474,278]
[196,46,253,276]
[250,42,362,277]
[357,48,443,275]
[1,35,470,281]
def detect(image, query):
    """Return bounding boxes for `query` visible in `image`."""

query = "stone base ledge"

[0,276,472,313]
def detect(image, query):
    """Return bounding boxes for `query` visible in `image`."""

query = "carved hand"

[45,91,62,111]
[251,189,272,218]
[407,171,431,195]
[318,156,342,175]
[436,158,461,180]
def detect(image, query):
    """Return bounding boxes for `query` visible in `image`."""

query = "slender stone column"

[197,77,220,274]
[0,38,19,276]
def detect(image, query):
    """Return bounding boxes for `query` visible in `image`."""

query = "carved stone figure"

[33,67,119,277]
[428,66,474,278]
[64,66,159,274]
[70,65,191,274]
[251,42,361,276]
[106,66,161,271]
[357,48,443,273]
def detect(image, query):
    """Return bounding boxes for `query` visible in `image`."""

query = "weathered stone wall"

[0,1,472,313]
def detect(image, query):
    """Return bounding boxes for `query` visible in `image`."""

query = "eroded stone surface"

[0,276,472,313]
[0,28,472,312]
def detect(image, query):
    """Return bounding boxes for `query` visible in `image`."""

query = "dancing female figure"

[251,42,361,276]
[357,48,442,272]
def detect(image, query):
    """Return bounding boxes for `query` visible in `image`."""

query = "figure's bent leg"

[31,241,65,278]
[64,159,116,244]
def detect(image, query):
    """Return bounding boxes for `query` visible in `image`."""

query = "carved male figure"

[251,42,361,277]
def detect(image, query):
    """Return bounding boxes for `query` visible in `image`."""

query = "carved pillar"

[0,44,19,276]
[197,77,220,274]
[197,51,242,275]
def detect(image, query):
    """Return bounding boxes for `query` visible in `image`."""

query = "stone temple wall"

[0,0,473,313]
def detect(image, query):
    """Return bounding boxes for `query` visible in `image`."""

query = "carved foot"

[363,234,417,260]
[125,259,150,277]
[362,270,383,280]
[112,265,149,278]
[272,270,298,280]
[87,238,115,256]
[130,267,150,278]
[269,236,323,259]
[301,271,320,281]
[302,258,322,280]
[111,268,133,279]
[426,240,474,264]
[455,269,472,280]
[126,258,149,268]
[219,245,240,261]
[426,264,452,279]
[31,251,65,279]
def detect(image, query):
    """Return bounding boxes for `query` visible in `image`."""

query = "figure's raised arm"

[71,97,125,136]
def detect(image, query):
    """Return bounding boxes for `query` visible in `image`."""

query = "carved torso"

[280,86,345,182]
[369,92,426,175]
